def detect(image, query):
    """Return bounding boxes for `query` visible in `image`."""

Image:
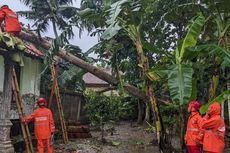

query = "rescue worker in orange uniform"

[21,98,55,153]
[198,102,225,153]
[185,100,202,153]
[0,5,21,36]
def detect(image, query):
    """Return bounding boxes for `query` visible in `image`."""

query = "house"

[83,69,118,95]
[0,33,44,119]
[0,31,46,152]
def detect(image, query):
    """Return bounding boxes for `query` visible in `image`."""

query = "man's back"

[30,107,55,139]
[0,5,21,33]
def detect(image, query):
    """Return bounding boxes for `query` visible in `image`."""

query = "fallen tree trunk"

[19,31,148,101]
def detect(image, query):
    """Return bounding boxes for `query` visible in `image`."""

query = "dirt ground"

[54,121,160,153]
[53,121,230,153]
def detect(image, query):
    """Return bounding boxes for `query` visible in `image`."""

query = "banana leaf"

[101,0,129,40]
[187,44,230,67]
[176,14,205,63]
[147,68,168,81]
[168,64,193,105]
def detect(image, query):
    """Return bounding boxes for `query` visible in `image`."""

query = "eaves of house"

[83,69,111,88]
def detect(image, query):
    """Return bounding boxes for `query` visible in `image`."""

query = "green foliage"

[149,14,205,106]
[188,44,230,67]
[169,14,204,105]
[176,14,205,64]
[18,0,230,144]
[44,26,73,64]
[160,104,186,134]
[101,0,128,40]
[19,0,76,37]
[199,90,230,115]
[168,64,193,105]
[101,0,157,40]
[60,65,86,91]
[84,91,136,126]
[84,91,118,126]
[0,32,26,51]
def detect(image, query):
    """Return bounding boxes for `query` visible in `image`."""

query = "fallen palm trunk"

[19,31,148,102]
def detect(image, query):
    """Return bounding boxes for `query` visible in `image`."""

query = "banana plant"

[149,14,205,105]
[190,0,230,117]
[147,14,205,150]
[212,0,230,118]
[101,0,169,151]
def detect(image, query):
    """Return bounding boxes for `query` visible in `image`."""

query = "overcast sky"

[0,0,98,53]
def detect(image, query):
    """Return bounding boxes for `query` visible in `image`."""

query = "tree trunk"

[179,106,186,152]
[208,75,219,101]
[134,39,171,152]
[18,31,149,102]
[228,80,230,124]
[137,100,144,124]
[144,102,150,124]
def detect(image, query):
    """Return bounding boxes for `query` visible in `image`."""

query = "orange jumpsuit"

[0,5,21,35]
[199,102,225,153]
[23,107,55,153]
[185,111,202,153]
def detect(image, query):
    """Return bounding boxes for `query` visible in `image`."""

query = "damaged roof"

[0,32,44,59]
[24,43,44,58]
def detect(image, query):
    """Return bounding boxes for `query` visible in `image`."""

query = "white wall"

[20,57,41,96]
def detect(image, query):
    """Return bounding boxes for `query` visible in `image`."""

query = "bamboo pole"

[50,64,68,143]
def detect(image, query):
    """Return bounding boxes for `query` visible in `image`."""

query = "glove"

[196,140,202,147]
[20,117,25,122]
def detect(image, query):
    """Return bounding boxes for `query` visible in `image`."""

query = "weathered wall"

[41,90,86,124]
[0,56,41,116]
[10,56,42,119]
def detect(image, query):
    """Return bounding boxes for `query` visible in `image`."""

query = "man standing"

[185,100,202,153]
[21,98,55,153]
[0,5,21,36]
[198,102,225,153]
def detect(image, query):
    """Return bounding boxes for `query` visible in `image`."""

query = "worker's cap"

[189,100,201,111]
[37,98,46,106]
[0,0,9,7]
[0,4,8,8]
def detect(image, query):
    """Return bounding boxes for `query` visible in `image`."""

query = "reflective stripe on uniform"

[187,128,199,132]
[205,130,225,137]
[35,122,48,126]
[35,116,48,121]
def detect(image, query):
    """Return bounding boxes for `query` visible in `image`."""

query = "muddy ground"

[12,121,230,153]
[53,121,230,153]
[54,121,159,153]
